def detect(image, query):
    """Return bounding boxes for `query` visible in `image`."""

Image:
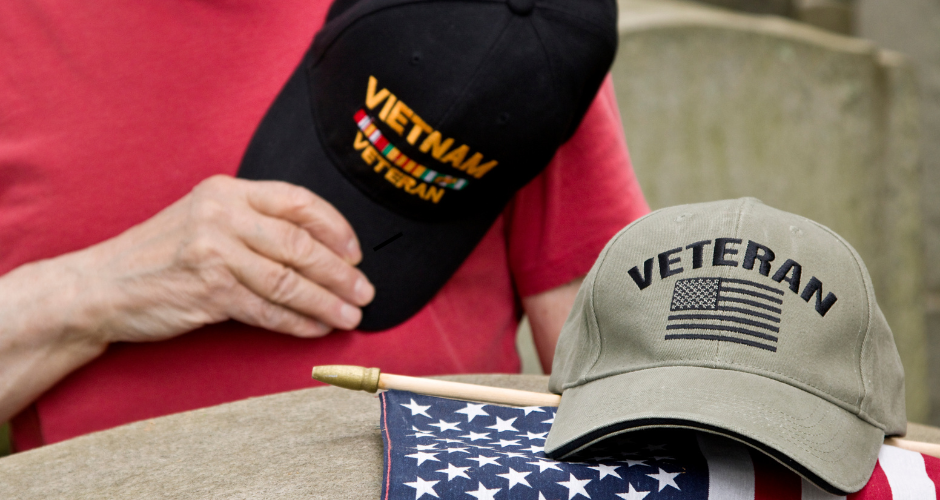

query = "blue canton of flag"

[380,390,707,500]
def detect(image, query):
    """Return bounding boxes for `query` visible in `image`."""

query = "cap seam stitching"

[437,9,514,126]
[535,3,619,50]
[312,0,443,64]
[802,218,871,414]
[528,11,560,114]
[580,214,659,387]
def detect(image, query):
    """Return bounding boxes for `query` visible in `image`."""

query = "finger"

[242,180,363,265]
[223,282,333,338]
[234,210,374,306]
[225,243,363,330]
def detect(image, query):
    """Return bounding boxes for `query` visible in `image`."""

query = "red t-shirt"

[0,0,648,450]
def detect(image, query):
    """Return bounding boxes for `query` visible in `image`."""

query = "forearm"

[522,277,584,373]
[0,252,108,423]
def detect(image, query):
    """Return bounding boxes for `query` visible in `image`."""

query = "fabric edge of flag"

[380,391,393,500]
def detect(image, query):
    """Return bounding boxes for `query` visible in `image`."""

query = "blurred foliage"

[1,422,10,457]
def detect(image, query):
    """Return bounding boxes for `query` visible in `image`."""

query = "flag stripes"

[381,391,940,500]
[878,445,937,499]
[697,433,754,500]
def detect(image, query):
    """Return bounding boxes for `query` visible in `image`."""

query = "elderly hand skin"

[0,175,374,423]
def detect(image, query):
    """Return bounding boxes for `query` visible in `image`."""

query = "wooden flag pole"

[311,365,940,460]
[377,373,562,407]
[310,364,561,407]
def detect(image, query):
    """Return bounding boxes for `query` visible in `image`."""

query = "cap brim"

[544,366,884,494]
[237,55,500,331]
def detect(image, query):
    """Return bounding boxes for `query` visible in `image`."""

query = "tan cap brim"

[544,366,884,494]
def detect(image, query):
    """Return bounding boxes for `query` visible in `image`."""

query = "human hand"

[76,175,374,343]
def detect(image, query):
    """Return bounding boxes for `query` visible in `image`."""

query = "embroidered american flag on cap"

[380,390,939,500]
[666,277,784,352]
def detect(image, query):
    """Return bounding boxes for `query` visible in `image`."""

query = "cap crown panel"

[583,199,872,411]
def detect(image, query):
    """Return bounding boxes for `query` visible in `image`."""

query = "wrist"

[0,252,109,422]
[2,251,110,358]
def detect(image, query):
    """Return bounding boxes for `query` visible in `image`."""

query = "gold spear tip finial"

[311,365,382,393]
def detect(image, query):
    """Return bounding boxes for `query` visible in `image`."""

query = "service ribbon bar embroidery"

[355,110,468,191]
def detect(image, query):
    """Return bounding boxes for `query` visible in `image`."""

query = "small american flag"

[666,277,784,352]
[380,390,939,500]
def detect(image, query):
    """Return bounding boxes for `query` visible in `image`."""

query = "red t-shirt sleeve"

[505,75,650,297]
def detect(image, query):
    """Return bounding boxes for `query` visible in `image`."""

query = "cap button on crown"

[507,0,535,16]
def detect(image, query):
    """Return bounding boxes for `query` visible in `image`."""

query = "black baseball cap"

[238,0,618,330]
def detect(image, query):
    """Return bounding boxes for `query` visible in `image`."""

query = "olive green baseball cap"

[544,198,906,494]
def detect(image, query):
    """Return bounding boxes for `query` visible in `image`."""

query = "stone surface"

[690,0,796,17]
[856,0,940,427]
[1,373,937,498]
[688,0,856,34]
[0,375,550,499]
[613,0,927,421]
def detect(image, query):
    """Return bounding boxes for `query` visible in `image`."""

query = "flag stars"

[401,399,432,418]
[428,420,461,432]
[588,464,622,480]
[615,484,650,500]
[529,459,564,473]
[466,455,502,468]
[455,403,490,422]
[497,467,533,489]
[525,444,545,454]
[460,432,490,442]
[487,417,519,433]
[557,473,592,499]
[405,451,440,466]
[465,482,502,500]
[387,393,691,500]
[646,468,681,491]
[403,477,440,499]
[520,406,546,416]
[437,463,471,481]
[408,426,436,438]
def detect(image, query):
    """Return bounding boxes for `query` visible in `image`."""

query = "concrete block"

[857,0,940,426]
[613,0,927,421]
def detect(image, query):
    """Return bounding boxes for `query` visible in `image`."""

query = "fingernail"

[311,321,331,337]
[354,277,375,304]
[340,303,361,327]
[346,239,361,262]
[298,320,330,338]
